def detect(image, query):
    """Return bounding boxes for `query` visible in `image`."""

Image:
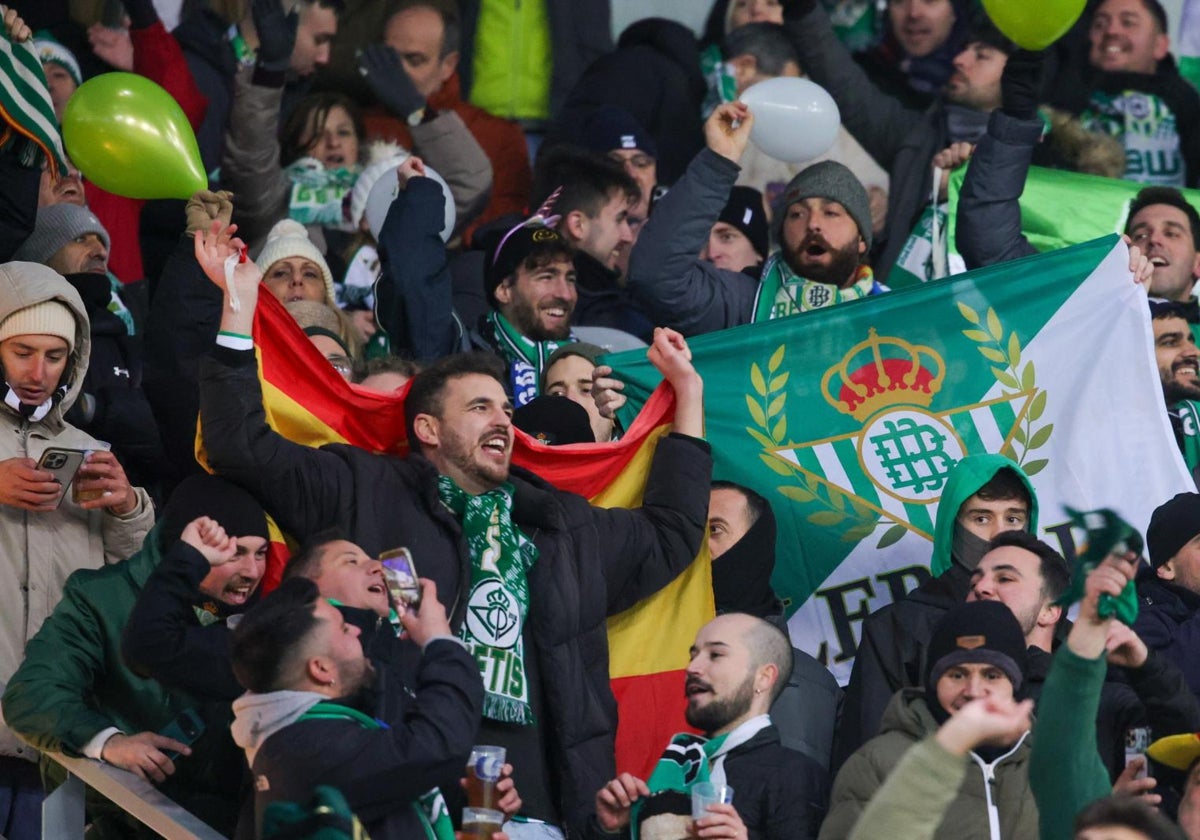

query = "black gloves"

[358,44,426,124]
[122,0,160,31]
[1001,49,1045,122]
[252,0,298,74]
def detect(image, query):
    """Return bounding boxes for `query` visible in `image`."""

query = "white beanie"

[0,300,77,352]
[254,219,336,305]
[34,38,82,87]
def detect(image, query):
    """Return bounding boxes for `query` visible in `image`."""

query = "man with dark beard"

[628,102,884,337]
[1153,301,1200,485]
[590,614,828,839]
[229,576,487,839]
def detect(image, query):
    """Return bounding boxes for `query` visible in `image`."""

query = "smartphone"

[158,708,206,762]
[380,548,422,610]
[36,447,87,508]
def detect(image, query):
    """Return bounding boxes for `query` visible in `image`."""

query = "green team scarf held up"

[631,732,729,840]
[483,310,569,407]
[438,477,539,724]
[297,702,453,840]
[1178,401,1200,474]
[1054,508,1141,625]
[750,255,877,322]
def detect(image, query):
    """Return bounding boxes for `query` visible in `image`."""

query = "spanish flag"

[203,292,713,778]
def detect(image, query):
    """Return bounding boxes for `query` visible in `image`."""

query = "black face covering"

[712,499,782,619]
[952,522,993,572]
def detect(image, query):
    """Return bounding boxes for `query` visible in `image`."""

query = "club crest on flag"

[745,303,1054,553]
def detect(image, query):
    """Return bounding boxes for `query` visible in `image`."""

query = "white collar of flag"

[0,29,67,178]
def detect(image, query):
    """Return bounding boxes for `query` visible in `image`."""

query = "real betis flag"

[610,237,1193,684]
[946,165,1200,257]
[0,29,66,176]
[1181,0,1200,93]
[197,291,713,779]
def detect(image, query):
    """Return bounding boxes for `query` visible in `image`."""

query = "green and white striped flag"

[1182,0,1200,93]
[0,29,66,175]
[610,236,1193,683]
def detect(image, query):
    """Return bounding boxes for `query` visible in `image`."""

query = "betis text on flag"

[947,165,1200,258]
[198,292,712,778]
[609,236,1193,684]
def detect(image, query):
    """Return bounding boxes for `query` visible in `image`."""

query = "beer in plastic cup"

[464,745,505,810]
[461,807,504,840]
[690,781,734,835]
[72,443,111,504]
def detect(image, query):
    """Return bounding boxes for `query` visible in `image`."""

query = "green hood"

[930,454,1038,577]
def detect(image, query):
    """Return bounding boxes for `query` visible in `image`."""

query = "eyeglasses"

[327,355,354,378]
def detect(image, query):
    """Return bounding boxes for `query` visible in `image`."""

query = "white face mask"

[4,386,54,421]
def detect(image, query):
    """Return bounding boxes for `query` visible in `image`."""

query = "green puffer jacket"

[1,526,242,835]
[819,689,1038,840]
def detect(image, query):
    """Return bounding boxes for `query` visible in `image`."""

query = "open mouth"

[685,679,712,698]
[325,153,346,166]
[481,434,509,458]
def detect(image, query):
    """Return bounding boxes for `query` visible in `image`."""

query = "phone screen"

[380,548,421,609]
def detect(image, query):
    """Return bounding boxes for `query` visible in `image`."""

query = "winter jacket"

[223,66,493,250]
[572,251,653,343]
[548,18,705,184]
[1029,644,1112,840]
[197,344,712,833]
[820,690,1037,840]
[232,636,483,840]
[0,262,154,762]
[781,2,992,282]
[175,8,238,180]
[362,72,521,239]
[122,538,250,702]
[458,0,613,122]
[2,528,244,835]
[60,272,171,495]
[845,734,974,840]
[834,455,1037,767]
[626,147,765,336]
[1133,570,1200,702]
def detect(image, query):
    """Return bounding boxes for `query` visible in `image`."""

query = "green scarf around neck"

[631,731,730,839]
[484,310,569,407]
[438,477,539,725]
[751,254,877,322]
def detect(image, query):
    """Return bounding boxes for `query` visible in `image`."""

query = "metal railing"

[42,751,226,839]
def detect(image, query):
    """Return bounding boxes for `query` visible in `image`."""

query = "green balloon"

[981,0,1087,50]
[63,72,206,200]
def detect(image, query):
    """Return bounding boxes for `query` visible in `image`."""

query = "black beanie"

[569,104,658,158]
[159,474,270,549]
[513,395,595,445]
[717,186,769,261]
[924,601,1028,716]
[484,223,572,308]
[1148,492,1200,568]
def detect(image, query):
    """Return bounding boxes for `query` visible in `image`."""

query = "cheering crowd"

[0,0,1199,837]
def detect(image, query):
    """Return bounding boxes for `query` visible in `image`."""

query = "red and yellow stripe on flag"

[200,292,714,778]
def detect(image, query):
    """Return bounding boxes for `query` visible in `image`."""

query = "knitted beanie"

[718,186,770,259]
[571,105,658,158]
[255,219,337,306]
[1147,492,1200,568]
[14,204,111,266]
[925,600,1028,695]
[0,300,77,353]
[772,161,873,251]
[33,37,82,87]
[159,473,269,549]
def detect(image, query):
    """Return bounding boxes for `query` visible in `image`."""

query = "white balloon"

[364,163,457,243]
[739,77,841,164]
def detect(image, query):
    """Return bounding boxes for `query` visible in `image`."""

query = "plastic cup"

[460,807,504,840]
[72,441,111,503]
[464,745,505,810]
[691,781,734,822]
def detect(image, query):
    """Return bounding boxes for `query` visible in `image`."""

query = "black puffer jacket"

[198,345,712,834]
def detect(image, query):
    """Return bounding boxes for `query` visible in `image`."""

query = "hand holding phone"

[381,548,422,610]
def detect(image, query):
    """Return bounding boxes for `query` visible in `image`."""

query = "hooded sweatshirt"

[0,261,154,762]
[231,690,326,768]
[832,455,1037,771]
[712,497,782,618]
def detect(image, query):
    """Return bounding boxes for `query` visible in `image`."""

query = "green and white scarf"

[285,157,361,230]
[483,310,569,408]
[700,44,738,119]
[0,28,67,174]
[438,477,539,725]
[1177,400,1200,474]
[750,255,879,322]
[298,702,454,840]
[630,732,729,840]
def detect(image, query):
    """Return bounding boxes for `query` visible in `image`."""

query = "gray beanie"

[773,161,873,251]
[15,204,111,266]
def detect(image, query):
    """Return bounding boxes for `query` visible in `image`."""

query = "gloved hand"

[358,44,426,123]
[1001,49,1044,121]
[185,190,235,234]
[781,0,819,19]
[252,0,298,74]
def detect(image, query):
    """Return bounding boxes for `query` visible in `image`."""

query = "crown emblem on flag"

[819,329,945,421]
